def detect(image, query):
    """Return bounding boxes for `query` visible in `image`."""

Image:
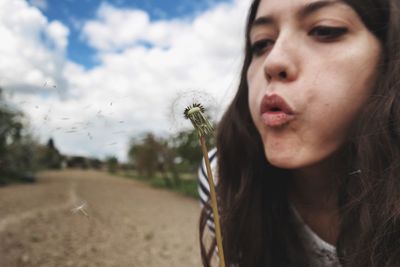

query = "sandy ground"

[0,170,203,267]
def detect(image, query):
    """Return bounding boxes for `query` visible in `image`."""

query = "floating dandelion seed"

[71,202,89,217]
[349,169,362,175]
[96,110,103,118]
[43,81,57,89]
[112,130,126,135]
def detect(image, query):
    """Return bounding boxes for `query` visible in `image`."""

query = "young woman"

[198,0,400,266]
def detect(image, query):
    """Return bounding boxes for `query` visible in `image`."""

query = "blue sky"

[2,0,249,160]
[35,0,232,68]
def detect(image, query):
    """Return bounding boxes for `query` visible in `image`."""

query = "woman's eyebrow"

[251,0,344,29]
[298,0,344,19]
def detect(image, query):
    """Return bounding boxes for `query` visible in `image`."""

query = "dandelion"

[184,102,226,267]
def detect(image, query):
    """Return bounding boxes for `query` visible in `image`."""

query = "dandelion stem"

[199,136,226,267]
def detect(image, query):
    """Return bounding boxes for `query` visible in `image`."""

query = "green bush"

[122,171,199,199]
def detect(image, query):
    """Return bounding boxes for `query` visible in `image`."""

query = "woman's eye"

[250,39,274,56]
[309,26,348,41]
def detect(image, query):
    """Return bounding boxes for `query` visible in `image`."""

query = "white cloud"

[80,0,251,100]
[0,0,69,93]
[46,21,70,50]
[1,0,252,161]
[82,2,190,51]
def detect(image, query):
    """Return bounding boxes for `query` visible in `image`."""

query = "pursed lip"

[259,94,296,127]
[260,94,295,115]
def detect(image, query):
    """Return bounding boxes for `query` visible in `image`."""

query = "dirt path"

[0,170,202,267]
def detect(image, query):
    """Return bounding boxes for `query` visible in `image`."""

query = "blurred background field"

[0,87,215,266]
[0,0,251,266]
[1,83,214,188]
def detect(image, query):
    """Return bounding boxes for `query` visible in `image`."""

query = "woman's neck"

[288,149,346,212]
[289,166,339,212]
[288,152,346,245]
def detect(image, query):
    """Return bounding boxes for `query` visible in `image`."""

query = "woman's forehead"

[255,0,353,20]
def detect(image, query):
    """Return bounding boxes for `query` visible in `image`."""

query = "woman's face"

[247,0,382,169]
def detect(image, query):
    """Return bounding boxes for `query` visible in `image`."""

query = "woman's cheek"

[311,99,355,151]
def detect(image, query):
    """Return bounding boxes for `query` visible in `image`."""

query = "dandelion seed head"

[183,102,214,137]
[169,89,219,133]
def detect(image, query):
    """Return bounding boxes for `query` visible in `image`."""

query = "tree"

[128,133,183,186]
[171,128,216,172]
[0,91,23,163]
[106,156,118,173]
[158,139,180,187]
[4,134,40,175]
[39,138,62,169]
[128,133,161,178]
[0,88,39,183]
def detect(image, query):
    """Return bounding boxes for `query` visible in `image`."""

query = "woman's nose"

[263,35,299,83]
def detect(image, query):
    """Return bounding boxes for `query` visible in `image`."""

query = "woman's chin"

[264,149,306,169]
[264,146,338,171]
[267,157,299,169]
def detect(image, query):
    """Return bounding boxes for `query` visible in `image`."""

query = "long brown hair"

[199,0,400,266]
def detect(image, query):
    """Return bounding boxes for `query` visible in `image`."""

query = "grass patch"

[0,175,16,186]
[0,174,36,186]
[120,171,199,199]
[175,179,199,198]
